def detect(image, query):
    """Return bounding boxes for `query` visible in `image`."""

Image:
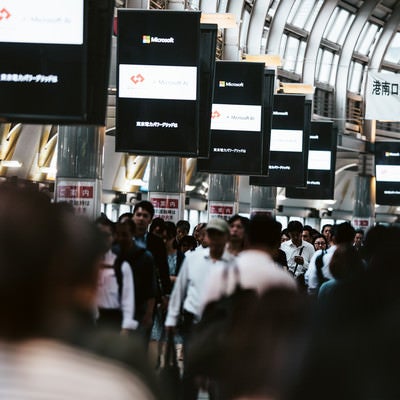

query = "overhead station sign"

[116,10,201,156]
[0,0,84,44]
[119,64,197,100]
[197,23,218,158]
[197,61,272,175]
[375,142,400,205]
[365,71,400,121]
[250,94,307,188]
[286,121,336,199]
[0,0,114,125]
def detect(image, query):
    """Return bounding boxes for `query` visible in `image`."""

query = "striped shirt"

[0,339,155,400]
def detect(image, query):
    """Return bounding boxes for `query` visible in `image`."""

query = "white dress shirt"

[305,244,337,291]
[280,240,315,277]
[97,250,138,330]
[165,248,235,326]
[199,249,297,315]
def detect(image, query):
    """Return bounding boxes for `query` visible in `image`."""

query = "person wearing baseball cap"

[165,217,234,400]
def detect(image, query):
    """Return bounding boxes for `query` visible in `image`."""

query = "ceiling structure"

[2,0,400,221]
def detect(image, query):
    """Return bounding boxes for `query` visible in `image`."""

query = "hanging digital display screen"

[375,141,400,205]
[286,120,336,199]
[250,94,307,187]
[0,0,113,124]
[197,23,217,158]
[197,61,272,175]
[116,10,201,156]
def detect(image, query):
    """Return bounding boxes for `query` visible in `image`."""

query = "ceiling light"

[279,82,314,94]
[0,160,22,168]
[243,54,282,67]
[200,13,237,29]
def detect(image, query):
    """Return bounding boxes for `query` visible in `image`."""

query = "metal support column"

[250,185,277,217]
[208,174,239,220]
[55,126,104,219]
[352,118,376,231]
[148,157,186,223]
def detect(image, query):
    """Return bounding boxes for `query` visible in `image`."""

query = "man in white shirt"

[165,218,234,328]
[201,214,297,312]
[306,222,356,294]
[281,221,315,277]
[165,218,234,400]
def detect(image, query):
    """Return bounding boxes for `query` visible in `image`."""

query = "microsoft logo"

[142,35,175,44]
[219,81,226,87]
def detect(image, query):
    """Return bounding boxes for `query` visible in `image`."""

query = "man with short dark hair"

[226,214,249,256]
[353,229,364,251]
[302,225,313,243]
[176,219,191,244]
[132,201,171,338]
[321,223,333,247]
[281,221,315,277]
[114,220,155,334]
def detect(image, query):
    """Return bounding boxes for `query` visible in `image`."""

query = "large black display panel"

[250,94,306,187]
[286,121,336,199]
[197,61,270,175]
[198,23,217,158]
[116,10,201,156]
[375,141,400,205]
[0,0,113,124]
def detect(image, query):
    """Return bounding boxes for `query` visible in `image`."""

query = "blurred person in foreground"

[286,225,400,400]
[165,218,234,400]
[200,214,297,311]
[0,184,156,400]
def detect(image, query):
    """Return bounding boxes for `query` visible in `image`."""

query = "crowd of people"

[1,183,399,400]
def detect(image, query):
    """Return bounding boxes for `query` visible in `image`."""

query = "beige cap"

[206,218,230,234]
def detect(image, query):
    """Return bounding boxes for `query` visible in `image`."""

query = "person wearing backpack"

[306,222,356,295]
[96,217,138,333]
[115,219,157,339]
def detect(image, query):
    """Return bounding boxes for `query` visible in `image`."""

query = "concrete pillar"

[55,126,104,218]
[351,119,376,231]
[148,156,186,223]
[208,174,239,220]
[250,186,277,217]
[352,152,375,231]
[166,0,186,9]
[125,0,149,8]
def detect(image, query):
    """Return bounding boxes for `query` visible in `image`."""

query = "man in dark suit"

[132,201,172,337]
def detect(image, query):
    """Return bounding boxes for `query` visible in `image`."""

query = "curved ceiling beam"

[166,1,185,10]
[217,0,229,13]
[303,0,339,86]
[246,1,269,55]
[223,1,245,60]
[199,0,218,13]
[265,0,296,55]
[369,2,400,71]
[335,0,380,135]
